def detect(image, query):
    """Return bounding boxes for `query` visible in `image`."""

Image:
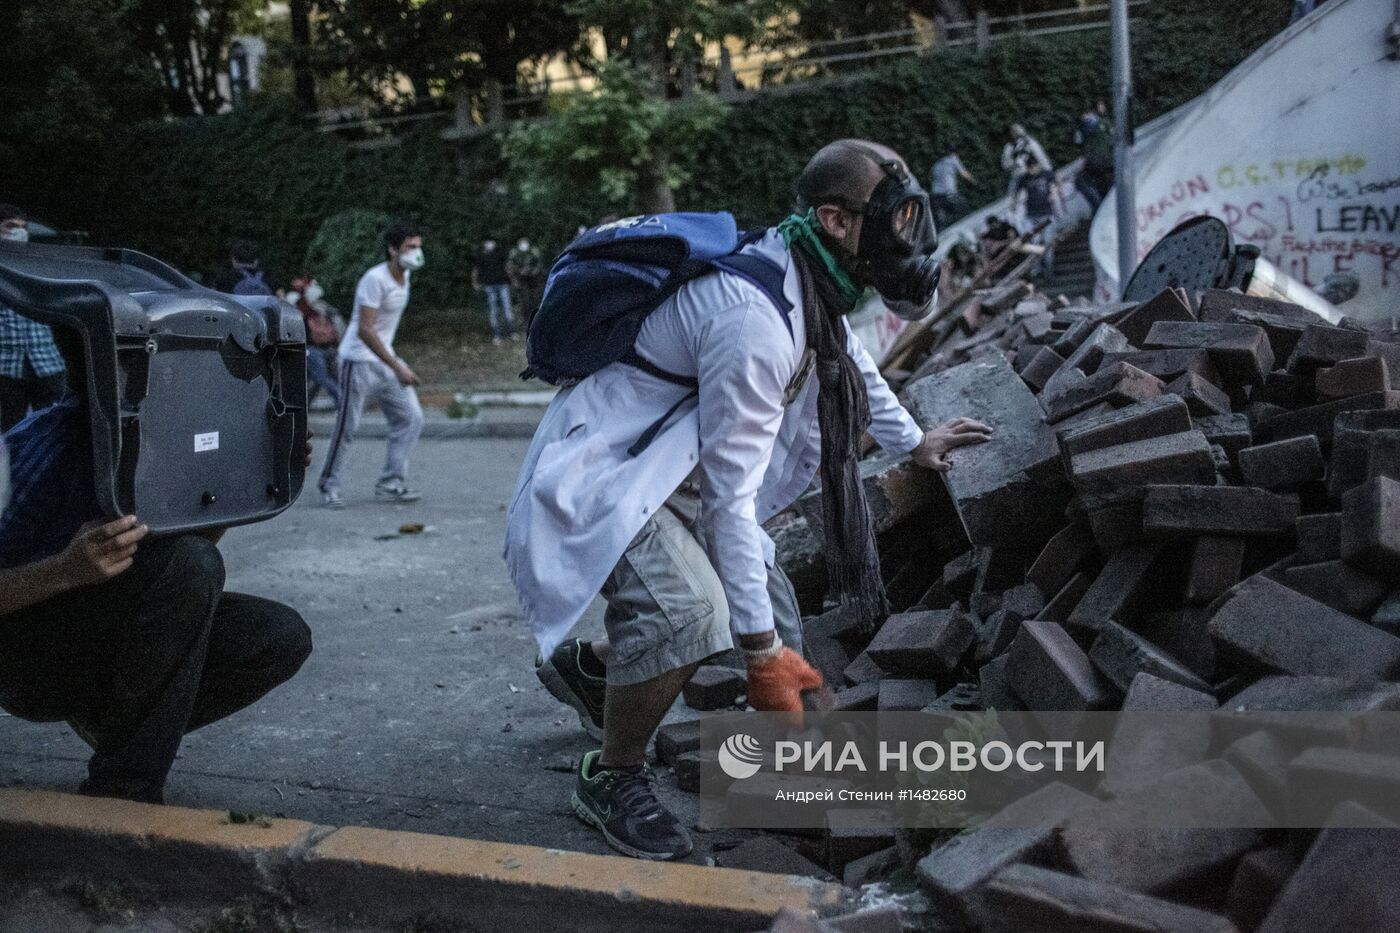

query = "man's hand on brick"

[911,417,993,473]
[743,633,824,712]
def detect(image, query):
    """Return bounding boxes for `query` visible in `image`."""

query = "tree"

[502,62,725,213]
[121,0,264,116]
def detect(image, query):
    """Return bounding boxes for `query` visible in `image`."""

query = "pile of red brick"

[741,284,1400,930]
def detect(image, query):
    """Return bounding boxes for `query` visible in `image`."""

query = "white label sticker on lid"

[194,432,220,453]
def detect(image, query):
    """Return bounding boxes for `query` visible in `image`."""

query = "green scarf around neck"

[777,209,864,307]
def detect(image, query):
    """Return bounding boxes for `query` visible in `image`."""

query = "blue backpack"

[523,212,791,392]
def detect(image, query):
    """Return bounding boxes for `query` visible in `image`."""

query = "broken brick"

[1225,845,1298,933]
[1184,536,1246,604]
[903,353,1065,547]
[1056,395,1193,460]
[1296,513,1342,564]
[1144,320,1275,385]
[978,653,1025,711]
[1006,620,1117,711]
[832,680,880,711]
[1165,371,1232,417]
[1026,523,1097,598]
[1195,413,1253,460]
[1208,574,1400,679]
[1040,570,1095,623]
[1019,345,1065,392]
[1067,544,1163,634]
[683,665,747,711]
[1259,390,1400,451]
[826,810,897,875]
[877,679,941,711]
[1340,475,1400,582]
[1086,499,1144,551]
[654,719,702,767]
[1088,620,1212,693]
[977,864,1239,933]
[1042,362,1165,423]
[865,608,975,677]
[1279,559,1390,618]
[1101,348,1224,386]
[1238,435,1325,490]
[1114,287,1195,346]
[1141,485,1299,537]
[1068,432,1216,509]
[1285,323,1371,374]
[1315,356,1389,399]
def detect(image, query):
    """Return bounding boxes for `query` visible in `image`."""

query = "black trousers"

[0,536,311,801]
[0,366,66,432]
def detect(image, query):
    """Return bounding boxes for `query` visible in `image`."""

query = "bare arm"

[0,516,148,616]
[357,305,419,386]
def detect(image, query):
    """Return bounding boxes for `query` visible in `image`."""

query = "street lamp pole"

[1111,0,1137,295]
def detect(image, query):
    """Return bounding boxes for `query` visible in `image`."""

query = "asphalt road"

[0,435,776,868]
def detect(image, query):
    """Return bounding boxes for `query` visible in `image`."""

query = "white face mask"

[398,246,425,271]
[304,282,325,303]
[517,240,529,251]
[2,226,28,243]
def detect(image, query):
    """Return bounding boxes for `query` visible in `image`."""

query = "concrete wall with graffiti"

[1091,0,1400,322]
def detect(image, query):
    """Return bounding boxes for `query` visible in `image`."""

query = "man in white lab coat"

[505,140,991,860]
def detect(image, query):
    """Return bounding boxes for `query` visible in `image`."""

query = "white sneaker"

[321,489,346,509]
[374,481,422,503]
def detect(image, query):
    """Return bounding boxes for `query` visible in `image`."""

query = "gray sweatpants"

[318,358,424,494]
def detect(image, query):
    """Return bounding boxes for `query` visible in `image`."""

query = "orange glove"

[746,647,825,713]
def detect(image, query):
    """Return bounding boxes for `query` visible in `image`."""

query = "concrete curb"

[0,788,844,930]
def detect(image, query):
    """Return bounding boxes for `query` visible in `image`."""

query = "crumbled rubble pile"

[712,283,1400,931]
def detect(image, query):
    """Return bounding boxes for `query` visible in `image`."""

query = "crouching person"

[0,380,312,804]
[506,139,991,860]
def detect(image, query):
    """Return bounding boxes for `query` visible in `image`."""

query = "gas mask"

[814,155,940,321]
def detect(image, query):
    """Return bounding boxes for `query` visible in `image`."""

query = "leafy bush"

[302,209,392,312]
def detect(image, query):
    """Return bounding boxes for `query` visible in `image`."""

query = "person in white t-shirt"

[317,222,427,508]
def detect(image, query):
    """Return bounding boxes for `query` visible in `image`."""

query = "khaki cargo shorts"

[601,480,804,687]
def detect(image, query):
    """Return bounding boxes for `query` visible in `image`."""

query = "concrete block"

[1020,345,1066,392]
[803,635,854,687]
[1141,485,1299,537]
[1223,730,1292,817]
[1134,608,1216,680]
[1166,370,1233,417]
[805,604,867,643]
[865,609,975,677]
[1259,390,1400,451]
[1285,324,1371,374]
[654,719,703,767]
[684,666,747,711]
[1279,559,1389,618]
[1257,804,1400,933]
[1286,747,1400,827]
[1252,370,1315,407]
[1089,620,1213,693]
[979,653,1025,711]
[1294,512,1342,564]
[1238,436,1325,490]
[797,451,940,539]
[1056,394,1194,461]
[1067,544,1164,634]
[1224,845,1297,933]
[1068,431,1216,509]
[1102,348,1224,386]
[1196,413,1253,460]
[1208,575,1400,679]
[1226,308,1311,361]
[1185,536,1246,604]
[1115,287,1195,346]
[1042,362,1165,424]
[903,353,1065,547]
[1059,760,1271,899]
[976,864,1240,933]
[1315,356,1389,399]
[1026,523,1097,598]
[1340,475,1400,582]
[841,846,899,889]
[1046,323,1130,390]
[1144,320,1275,385]
[1041,570,1095,624]
[1326,409,1400,496]
[1087,499,1144,550]
[1121,671,1217,712]
[843,651,884,685]
[1051,316,1097,356]
[825,810,896,875]
[877,679,941,711]
[1007,620,1117,711]
[1201,289,1318,324]
[831,680,881,712]
[716,836,832,881]
[1365,428,1400,481]
[916,782,1096,921]
[1372,588,1400,635]
[673,749,717,793]
[1100,690,1214,796]
[942,549,981,598]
